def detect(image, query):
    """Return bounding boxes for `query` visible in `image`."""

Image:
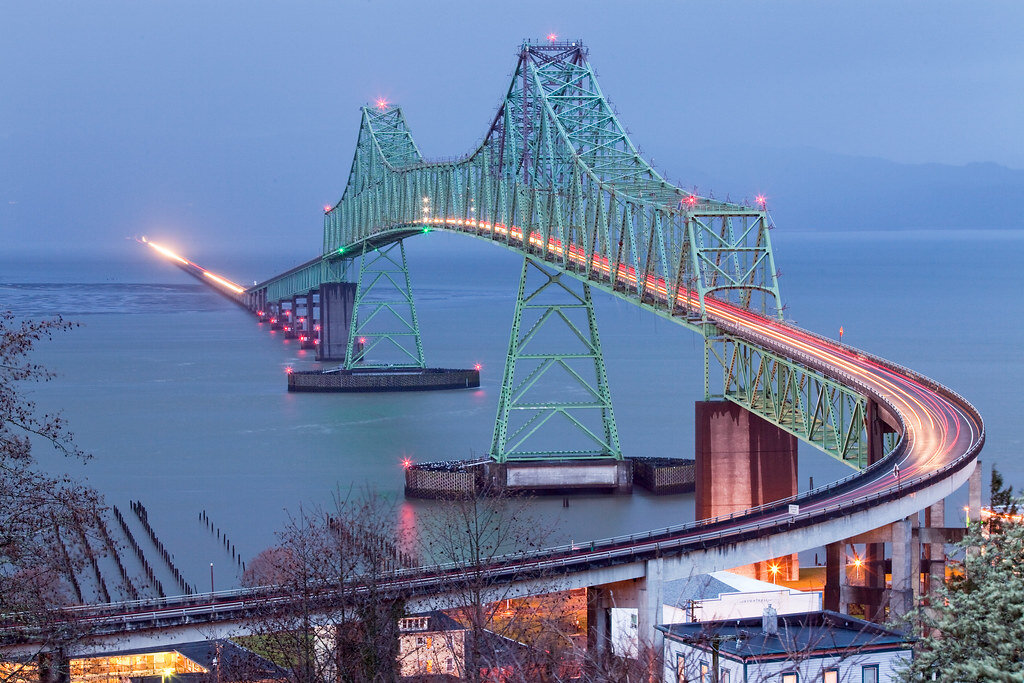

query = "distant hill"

[658,145,1024,232]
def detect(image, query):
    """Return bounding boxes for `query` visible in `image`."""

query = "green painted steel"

[490,257,621,462]
[705,331,869,468]
[247,40,879,469]
[344,240,425,370]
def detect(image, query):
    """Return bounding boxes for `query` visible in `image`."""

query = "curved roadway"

[38,217,985,640]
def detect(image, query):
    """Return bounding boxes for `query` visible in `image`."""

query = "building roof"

[662,571,810,608]
[79,639,286,682]
[657,611,911,660]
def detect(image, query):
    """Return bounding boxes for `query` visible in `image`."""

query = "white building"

[610,571,821,658]
[658,610,913,683]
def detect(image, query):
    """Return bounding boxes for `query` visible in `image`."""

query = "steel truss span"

[254,40,881,467]
[17,40,982,633]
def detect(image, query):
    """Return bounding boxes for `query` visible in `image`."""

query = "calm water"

[3,229,1022,589]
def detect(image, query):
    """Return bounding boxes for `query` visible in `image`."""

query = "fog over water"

[3,228,1021,589]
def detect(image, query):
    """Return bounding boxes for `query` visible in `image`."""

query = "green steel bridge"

[247,39,882,469]
[2,39,986,653]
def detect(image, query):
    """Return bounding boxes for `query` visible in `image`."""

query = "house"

[398,612,532,681]
[658,609,913,683]
[610,571,821,658]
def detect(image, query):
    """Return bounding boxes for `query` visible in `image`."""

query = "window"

[630,612,638,629]
[781,674,798,683]
[700,662,709,682]
[446,658,454,672]
[824,669,839,683]
[721,669,731,683]
[676,654,685,683]
[862,665,879,683]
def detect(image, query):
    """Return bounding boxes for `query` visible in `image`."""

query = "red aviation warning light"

[324,205,332,213]
[547,33,558,43]
[756,195,767,206]
[375,97,389,111]
[401,457,413,470]
[685,195,698,207]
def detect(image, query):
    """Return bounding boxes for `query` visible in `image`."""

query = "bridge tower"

[345,240,425,370]
[483,257,630,491]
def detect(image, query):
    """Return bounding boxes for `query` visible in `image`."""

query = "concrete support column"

[824,541,849,613]
[695,401,798,580]
[968,459,983,524]
[636,559,665,659]
[925,501,946,595]
[586,585,613,660]
[283,297,297,338]
[890,518,913,619]
[863,542,885,621]
[910,515,921,602]
[317,282,357,362]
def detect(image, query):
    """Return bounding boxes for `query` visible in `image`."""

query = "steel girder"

[344,240,425,370]
[705,331,870,469]
[490,257,621,462]
[246,40,876,468]
[318,42,782,326]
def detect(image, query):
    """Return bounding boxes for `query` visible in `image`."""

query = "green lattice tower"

[344,239,425,370]
[489,257,621,463]
[252,40,882,469]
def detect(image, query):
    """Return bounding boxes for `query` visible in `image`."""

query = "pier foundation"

[694,401,798,581]
[317,282,357,362]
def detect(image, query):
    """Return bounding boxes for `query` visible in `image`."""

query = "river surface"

[3,229,1021,591]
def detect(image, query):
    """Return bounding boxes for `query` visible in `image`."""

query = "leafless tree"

[0,313,103,683]
[239,490,411,683]
[416,485,568,682]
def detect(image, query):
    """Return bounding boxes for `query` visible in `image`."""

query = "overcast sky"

[2,0,1022,257]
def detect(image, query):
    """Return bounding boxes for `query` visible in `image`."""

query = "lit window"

[824,669,839,683]
[862,665,879,683]
[782,674,798,683]
[675,654,685,683]
[700,662,709,682]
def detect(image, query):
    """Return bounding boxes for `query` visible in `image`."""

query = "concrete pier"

[317,282,356,362]
[694,401,798,581]
[484,458,632,495]
[289,366,479,393]
[404,457,633,499]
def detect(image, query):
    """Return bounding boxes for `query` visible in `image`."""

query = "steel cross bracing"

[706,332,869,468]
[248,40,878,468]
[345,240,425,370]
[491,257,621,462]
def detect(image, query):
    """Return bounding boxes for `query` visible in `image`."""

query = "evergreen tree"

[900,472,1024,683]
